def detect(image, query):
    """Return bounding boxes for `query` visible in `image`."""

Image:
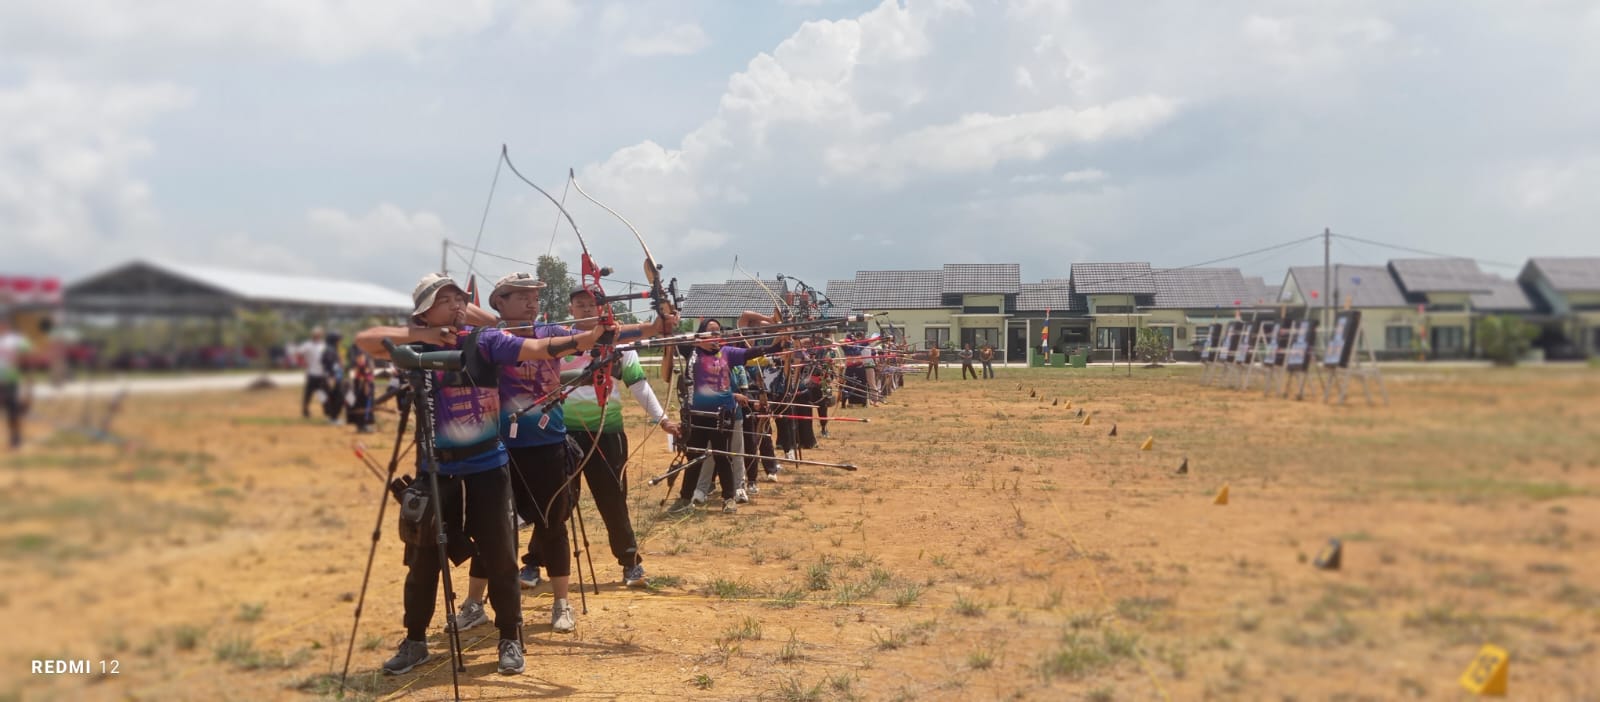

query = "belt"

[434,438,502,464]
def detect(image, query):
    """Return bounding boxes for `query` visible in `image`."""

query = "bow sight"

[384,339,465,371]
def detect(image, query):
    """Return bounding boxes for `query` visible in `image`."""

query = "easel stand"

[1323,328,1389,406]
[1239,338,1268,391]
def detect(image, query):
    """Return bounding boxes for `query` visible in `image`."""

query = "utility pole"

[441,239,450,276]
[1322,227,1331,333]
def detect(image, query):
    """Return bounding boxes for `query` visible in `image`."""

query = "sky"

[3,0,1598,298]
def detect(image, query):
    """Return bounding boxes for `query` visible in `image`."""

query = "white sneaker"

[735,488,750,504]
[722,498,738,514]
[691,490,708,507]
[551,599,576,633]
[784,450,796,461]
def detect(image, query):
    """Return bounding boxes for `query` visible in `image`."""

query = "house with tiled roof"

[1519,257,1600,358]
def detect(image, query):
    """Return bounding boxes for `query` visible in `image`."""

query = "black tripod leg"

[339,404,409,689]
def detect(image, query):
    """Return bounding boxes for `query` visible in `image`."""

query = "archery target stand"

[1323,328,1389,406]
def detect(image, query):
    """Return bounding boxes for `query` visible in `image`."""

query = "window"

[1096,327,1128,350]
[1385,326,1413,350]
[924,327,950,350]
[960,327,1000,349]
[1152,327,1174,348]
[1432,326,1465,352]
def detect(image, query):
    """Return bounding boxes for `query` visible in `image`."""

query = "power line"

[1063,233,1324,288]
[443,242,651,287]
[1331,233,1520,269]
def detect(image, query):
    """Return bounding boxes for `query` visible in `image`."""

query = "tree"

[537,254,573,322]
[1135,327,1170,366]
[1477,314,1535,366]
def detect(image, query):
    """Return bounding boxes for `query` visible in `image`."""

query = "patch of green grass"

[708,578,755,599]
[237,602,266,622]
[775,676,823,702]
[692,673,713,690]
[968,645,995,670]
[1115,596,1171,623]
[644,574,684,593]
[287,671,380,701]
[1039,628,1140,680]
[776,630,803,663]
[893,583,923,608]
[1403,605,1496,646]
[722,617,763,642]
[0,533,54,556]
[1399,478,1589,501]
[765,584,806,609]
[872,628,907,651]
[953,593,985,617]
[806,560,833,591]
[172,625,206,651]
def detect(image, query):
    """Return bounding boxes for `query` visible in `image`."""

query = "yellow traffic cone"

[1140,436,1153,451]
[1213,484,1229,505]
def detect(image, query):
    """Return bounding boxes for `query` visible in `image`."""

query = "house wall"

[875,308,958,351]
[961,294,1006,311]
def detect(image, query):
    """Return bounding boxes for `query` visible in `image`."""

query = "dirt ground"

[2,364,1598,701]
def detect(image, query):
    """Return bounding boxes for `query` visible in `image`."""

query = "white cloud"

[0,0,580,64]
[1061,169,1107,184]
[826,96,1176,186]
[1504,158,1594,211]
[306,203,452,259]
[0,76,192,262]
[621,22,710,57]
[1014,66,1036,92]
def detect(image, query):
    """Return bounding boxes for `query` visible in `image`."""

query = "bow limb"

[566,169,680,323]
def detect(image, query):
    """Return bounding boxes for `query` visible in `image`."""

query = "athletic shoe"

[691,490,708,507]
[519,565,543,589]
[623,563,647,587]
[667,498,693,516]
[765,468,781,482]
[747,483,760,496]
[734,488,750,504]
[820,429,832,439]
[497,638,525,675]
[783,450,796,461]
[445,599,488,633]
[722,498,738,514]
[551,599,576,633]
[382,639,431,675]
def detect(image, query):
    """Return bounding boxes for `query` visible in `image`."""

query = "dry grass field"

[2,364,1598,701]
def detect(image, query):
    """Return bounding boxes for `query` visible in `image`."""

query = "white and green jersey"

[558,350,665,433]
[0,332,32,384]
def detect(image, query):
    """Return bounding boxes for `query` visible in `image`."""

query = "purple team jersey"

[426,327,524,476]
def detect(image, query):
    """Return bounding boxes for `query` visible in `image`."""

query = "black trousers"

[403,466,520,641]
[347,385,373,430]
[504,443,572,578]
[680,416,735,500]
[2,382,21,449]
[322,377,345,420]
[775,407,796,451]
[569,430,640,568]
[741,415,778,483]
[300,375,325,417]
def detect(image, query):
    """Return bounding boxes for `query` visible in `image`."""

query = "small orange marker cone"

[1140,436,1153,451]
[1081,413,1092,426]
[1213,484,1229,505]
